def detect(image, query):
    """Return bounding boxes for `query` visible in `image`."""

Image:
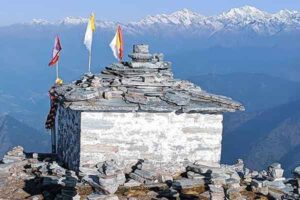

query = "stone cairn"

[2,146,300,199]
[82,160,126,195]
[52,44,243,113]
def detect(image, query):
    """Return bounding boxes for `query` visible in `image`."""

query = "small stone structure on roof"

[50,44,244,175]
[54,44,243,113]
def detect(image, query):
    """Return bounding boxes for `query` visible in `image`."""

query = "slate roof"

[53,44,244,114]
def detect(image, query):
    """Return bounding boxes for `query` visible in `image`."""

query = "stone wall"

[57,107,81,171]
[80,111,223,174]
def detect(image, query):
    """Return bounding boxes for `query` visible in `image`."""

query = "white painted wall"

[80,111,223,174]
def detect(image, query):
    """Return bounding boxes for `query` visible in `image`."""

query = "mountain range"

[26,6,300,37]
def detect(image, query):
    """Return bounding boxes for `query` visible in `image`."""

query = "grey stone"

[266,180,286,189]
[256,186,269,196]
[259,170,268,177]
[226,178,241,189]
[231,171,241,181]
[98,160,120,176]
[251,170,259,177]
[172,178,205,189]
[2,155,24,164]
[134,169,157,180]
[161,91,190,106]
[49,162,66,177]
[187,171,205,180]
[158,173,173,182]
[244,168,250,177]
[268,163,284,180]
[158,188,179,199]
[129,172,147,184]
[209,185,225,200]
[251,179,263,188]
[87,194,119,200]
[209,184,224,193]
[133,44,149,54]
[226,188,242,200]
[211,176,226,186]
[268,188,285,200]
[61,187,77,197]
[234,159,244,172]
[283,184,294,194]
[123,179,141,187]
[84,175,117,194]
[293,166,300,177]
[32,153,38,159]
[187,164,219,174]
[84,169,125,195]
[42,176,60,186]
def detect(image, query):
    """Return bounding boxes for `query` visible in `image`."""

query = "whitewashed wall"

[80,112,223,174]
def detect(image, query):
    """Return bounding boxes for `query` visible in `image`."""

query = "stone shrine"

[49,44,244,174]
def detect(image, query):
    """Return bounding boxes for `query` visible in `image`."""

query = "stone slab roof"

[53,44,244,114]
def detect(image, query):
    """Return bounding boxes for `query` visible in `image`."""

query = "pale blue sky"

[0,0,300,25]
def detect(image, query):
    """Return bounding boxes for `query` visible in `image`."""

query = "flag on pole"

[84,13,95,53]
[48,36,62,66]
[110,25,124,61]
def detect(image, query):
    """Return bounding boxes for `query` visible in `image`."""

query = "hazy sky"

[0,0,300,25]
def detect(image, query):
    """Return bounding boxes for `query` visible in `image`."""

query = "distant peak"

[230,5,264,13]
[221,5,268,19]
[174,8,197,14]
[276,9,299,17]
[30,19,51,25]
[134,8,205,26]
[60,16,88,25]
[171,8,204,18]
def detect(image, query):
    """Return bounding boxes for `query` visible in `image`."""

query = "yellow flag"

[90,13,95,32]
[84,13,95,53]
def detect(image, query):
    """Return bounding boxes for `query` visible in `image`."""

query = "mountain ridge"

[0,114,50,158]
[4,6,300,36]
[222,99,300,172]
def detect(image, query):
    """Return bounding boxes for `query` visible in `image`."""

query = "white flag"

[84,13,95,53]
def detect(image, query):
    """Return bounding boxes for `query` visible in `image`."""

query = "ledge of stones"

[1,146,300,200]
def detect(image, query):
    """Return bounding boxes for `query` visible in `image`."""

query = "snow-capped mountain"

[131,8,206,26]
[23,6,300,36]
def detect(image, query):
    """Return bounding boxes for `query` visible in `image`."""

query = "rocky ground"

[0,146,300,200]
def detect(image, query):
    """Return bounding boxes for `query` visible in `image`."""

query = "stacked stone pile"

[52,44,244,114]
[250,163,299,199]
[83,160,126,194]
[2,146,300,199]
[294,167,300,194]
[128,159,160,185]
[186,161,243,200]
[1,146,25,164]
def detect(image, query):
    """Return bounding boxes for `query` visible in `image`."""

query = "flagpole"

[56,61,59,80]
[88,51,91,73]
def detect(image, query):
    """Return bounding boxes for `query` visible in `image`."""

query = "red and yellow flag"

[109,25,123,61]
